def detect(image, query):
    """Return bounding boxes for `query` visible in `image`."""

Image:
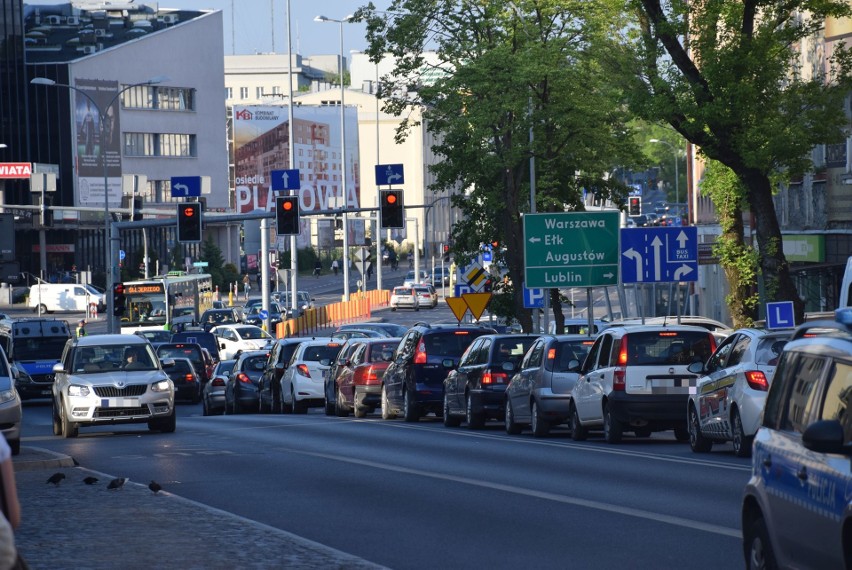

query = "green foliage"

[200,237,227,291]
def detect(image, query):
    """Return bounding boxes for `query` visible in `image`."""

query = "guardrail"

[275,289,390,338]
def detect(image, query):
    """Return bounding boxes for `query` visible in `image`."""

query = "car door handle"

[797,466,808,482]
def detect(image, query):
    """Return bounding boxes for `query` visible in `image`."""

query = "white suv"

[570,324,716,443]
[51,335,176,438]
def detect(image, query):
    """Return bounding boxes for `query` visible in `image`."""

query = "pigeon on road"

[46,473,65,486]
[107,477,127,490]
[83,477,99,485]
[148,481,162,494]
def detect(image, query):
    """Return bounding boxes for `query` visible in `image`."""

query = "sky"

[25,1,393,57]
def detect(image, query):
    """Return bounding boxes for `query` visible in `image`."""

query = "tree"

[626,0,852,320]
[358,0,641,331]
[200,237,227,292]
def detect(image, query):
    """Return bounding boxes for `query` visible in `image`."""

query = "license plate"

[102,398,140,408]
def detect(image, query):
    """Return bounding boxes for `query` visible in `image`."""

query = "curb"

[13,446,76,472]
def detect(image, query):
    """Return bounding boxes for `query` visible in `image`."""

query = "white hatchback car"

[571,324,717,443]
[686,328,788,457]
[279,338,345,413]
[412,285,438,308]
[390,286,420,311]
[210,324,273,360]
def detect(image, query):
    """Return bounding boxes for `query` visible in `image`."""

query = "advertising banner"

[74,78,123,208]
[233,105,361,248]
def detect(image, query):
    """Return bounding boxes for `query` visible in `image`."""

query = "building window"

[121,85,155,109]
[272,85,282,95]
[157,87,195,111]
[226,87,233,99]
[240,87,248,99]
[256,87,264,99]
[124,133,195,157]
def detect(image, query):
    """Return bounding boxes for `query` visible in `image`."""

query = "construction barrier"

[275,289,390,339]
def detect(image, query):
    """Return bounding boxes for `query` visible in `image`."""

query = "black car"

[170,331,220,363]
[257,337,305,413]
[166,357,202,404]
[443,334,539,428]
[224,350,268,414]
[156,342,210,383]
[200,308,242,332]
[382,323,496,422]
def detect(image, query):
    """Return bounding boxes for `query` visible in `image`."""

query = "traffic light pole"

[109,219,120,333]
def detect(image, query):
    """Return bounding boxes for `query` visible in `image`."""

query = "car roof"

[75,334,149,347]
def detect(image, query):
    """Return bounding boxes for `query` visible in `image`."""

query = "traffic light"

[443,244,450,262]
[628,196,641,216]
[380,189,404,229]
[177,202,202,243]
[112,283,126,316]
[275,196,300,235]
[132,196,143,221]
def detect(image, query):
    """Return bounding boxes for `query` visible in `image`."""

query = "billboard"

[74,78,123,209]
[233,105,361,247]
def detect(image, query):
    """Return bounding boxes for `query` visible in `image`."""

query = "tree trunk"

[550,288,564,333]
[503,172,532,332]
[717,205,758,328]
[741,170,805,320]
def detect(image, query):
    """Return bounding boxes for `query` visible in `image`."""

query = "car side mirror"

[687,361,705,374]
[802,420,851,455]
[220,343,226,350]
[319,358,331,366]
[382,350,394,362]
[52,362,64,374]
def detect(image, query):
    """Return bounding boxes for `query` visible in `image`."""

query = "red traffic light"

[113,283,124,294]
[182,206,196,217]
[281,200,294,211]
[385,193,398,205]
[443,244,450,253]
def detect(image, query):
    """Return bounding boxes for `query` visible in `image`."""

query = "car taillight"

[236,372,251,384]
[212,378,226,387]
[185,373,195,382]
[414,339,427,364]
[296,364,311,378]
[614,337,628,391]
[482,370,508,385]
[355,365,380,385]
[744,370,769,391]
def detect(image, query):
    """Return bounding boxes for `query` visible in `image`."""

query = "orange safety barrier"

[274,291,389,339]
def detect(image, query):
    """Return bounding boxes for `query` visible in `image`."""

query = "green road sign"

[523,211,620,288]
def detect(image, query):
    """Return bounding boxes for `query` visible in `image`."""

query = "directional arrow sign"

[446,297,469,322]
[523,211,620,288]
[271,169,300,191]
[375,163,405,186]
[620,227,698,284]
[170,176,201,197]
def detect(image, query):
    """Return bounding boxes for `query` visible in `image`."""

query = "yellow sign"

[446,297,469,322]
[463,263,488,290]
[462,292,492,321]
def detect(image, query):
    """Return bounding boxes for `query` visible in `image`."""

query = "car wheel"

[504,399,522,435]
[52,399,62,436]
[674,424,690,443]
[465,393,485,429]
[391,307,397,312]
[381,385,396,420]
[744,515,777,570]
[37,304,48,314]
[60,400,78,438]
[443,393,461,427]
[192,389,201,405]
[531,400,550,438]
[731,409,753,458]
[353,401,367,419]
[688,404,713,453]
[570,402,588,441]
[149,408,177,433]
[403,389,420,422]
[233,395,242,415]
[279,389,290,415]
[292,389,307,414]
[324,384,335,416]
[335,388,349,417]
[603,403,622,444]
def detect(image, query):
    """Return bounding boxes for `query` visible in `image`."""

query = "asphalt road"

[20,315,750,570]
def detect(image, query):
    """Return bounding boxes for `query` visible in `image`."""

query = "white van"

[27,283,105,313]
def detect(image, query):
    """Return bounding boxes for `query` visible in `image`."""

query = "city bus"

[119,272,214,333]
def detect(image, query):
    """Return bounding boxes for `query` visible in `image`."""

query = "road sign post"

[523,212,620,288]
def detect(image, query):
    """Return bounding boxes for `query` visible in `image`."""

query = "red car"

[330,338,400,418]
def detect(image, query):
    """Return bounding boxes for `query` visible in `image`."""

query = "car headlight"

[0,389,15,404]
[151,379,172,392]
[68,385,90,397]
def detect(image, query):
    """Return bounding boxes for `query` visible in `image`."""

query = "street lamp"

[315,14,354,301]
[31,75,168,333]
[649,138,681,213]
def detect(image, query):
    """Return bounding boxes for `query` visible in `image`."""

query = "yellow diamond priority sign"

[445,297,469,322]
[462,292,492,321]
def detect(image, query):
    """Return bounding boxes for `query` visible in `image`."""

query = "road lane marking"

[278,447,742,539]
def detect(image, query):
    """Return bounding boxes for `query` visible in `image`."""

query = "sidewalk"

[12,447,385,569]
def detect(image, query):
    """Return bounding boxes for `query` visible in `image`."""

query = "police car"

[741,308,852,569]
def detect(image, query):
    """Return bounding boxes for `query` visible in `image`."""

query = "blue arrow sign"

[375,163,404,186]
[620,227,698,283]
[170,176,201,197]
[259,309,269,320]
[270,169,300,191]
[766,301,795,329]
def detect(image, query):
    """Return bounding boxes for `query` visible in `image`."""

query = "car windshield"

[301,344,343,362]
[625,331,714,366]
[425,331,481,357]
[13,336,67,361]
[157,345,202,366]
[73,344,156,373]
[413,287,431,294]
[494,338,538,365]
[205,311,237,324]
[241,354,267,372]
[235,327,271,341]
[551,340,595,372]
[214,360,236,376]
[393,288,412,296]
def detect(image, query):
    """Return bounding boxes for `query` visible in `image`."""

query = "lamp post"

[31,75,168,333]
[649,138,680,212]
[315,14,353,301]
